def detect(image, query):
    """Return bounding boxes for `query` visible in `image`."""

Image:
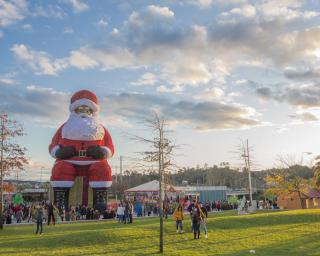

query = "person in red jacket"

[49,90,114,206]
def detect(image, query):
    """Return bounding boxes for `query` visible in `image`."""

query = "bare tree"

[0,113,28,229]
[233,139,255,204]
[132,112,177,253]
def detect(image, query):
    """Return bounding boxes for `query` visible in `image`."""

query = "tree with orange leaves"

[0,113,28,229]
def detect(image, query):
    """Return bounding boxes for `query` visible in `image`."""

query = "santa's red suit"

[49,90,114,189]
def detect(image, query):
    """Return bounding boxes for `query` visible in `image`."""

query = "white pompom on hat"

[69,90,100,113]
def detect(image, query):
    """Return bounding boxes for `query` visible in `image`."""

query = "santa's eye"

[75,106,93,115]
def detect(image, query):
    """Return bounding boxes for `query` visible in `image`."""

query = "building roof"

[21,188,48,193]
[174,185,228,192]
[125,180,176,193]
[306,188,320,199]
[125,181,229,193]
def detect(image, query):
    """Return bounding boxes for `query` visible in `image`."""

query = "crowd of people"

[115,201,133,223]
[2,201,112,225]
[172,200,209,239]
[1,196,278,238]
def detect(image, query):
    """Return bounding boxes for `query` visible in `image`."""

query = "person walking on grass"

[199,202,208,239]
[47,202,56,226]
[187,200,196,232]
[173,204,184,233]
[192,203,205,239]
[35,204,44,235]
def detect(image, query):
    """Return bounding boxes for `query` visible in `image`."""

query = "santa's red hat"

[69,90,100,112]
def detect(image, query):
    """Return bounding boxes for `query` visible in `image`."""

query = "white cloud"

[146,5,174,18]
[193,87,225,101]
[32,4,65,19]
[0,83,262,131]
[97,18,108,27]
[22,23,32,30]
[256,83,320,109]
[71,47,138,70]
[101,93,261,130]
[157,85,183,93]
[0,0,27,27]
[66,0,89,13]
[235,79,249,85]
[63,27,74,34]
[229,4,256,18]
[126,5,175,32]
[11,44,137,75]
[162,58,212,87]
[0,77,17,85]
[111,28,119,36]
[258,0,319,21]
[11,44,69,76]
[188,0,247,8]
[189,0,214,8]
[0,83,70,126]
[219,0,319,22]
[69,48,98,70]
[289,112,318,122]
[131,72,158,86]
[275,125,289,134]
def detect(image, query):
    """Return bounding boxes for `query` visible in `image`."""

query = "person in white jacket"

[116,204,125,223]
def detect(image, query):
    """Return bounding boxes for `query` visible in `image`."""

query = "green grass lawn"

[0,209,320,256]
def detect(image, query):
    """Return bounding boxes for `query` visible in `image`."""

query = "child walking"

[173,204,184,233]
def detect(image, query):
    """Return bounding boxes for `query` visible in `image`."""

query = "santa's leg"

[88,161,112,212]
[50,161,76,208]
[88,161,112,188]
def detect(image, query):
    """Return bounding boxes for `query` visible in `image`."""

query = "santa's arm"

[48,124,64,158]
[101,127,114,159]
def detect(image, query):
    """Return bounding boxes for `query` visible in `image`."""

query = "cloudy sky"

[1,0,320,181]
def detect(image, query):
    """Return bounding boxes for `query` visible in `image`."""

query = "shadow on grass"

[223,232,320,256]
[207,211,320,230]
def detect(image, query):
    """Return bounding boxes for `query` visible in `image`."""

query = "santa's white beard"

[62,112,105,141]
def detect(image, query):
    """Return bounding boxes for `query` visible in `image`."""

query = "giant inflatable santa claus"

[49,90,114,208]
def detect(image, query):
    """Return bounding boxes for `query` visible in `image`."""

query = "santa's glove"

[55,146,76,159]
[87,146,107,159]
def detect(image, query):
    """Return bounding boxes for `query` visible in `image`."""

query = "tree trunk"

[297,191,304,209]
[159,126,164,253]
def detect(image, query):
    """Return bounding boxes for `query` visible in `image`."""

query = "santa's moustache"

[62,112,105,141]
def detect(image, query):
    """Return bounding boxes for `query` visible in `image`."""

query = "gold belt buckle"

[79,150,87,157]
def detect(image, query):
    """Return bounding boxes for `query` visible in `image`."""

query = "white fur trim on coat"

[50,181,74,188]
[65,160,99,165]
[69,98,100,112]
[50,145,60,158]
[89,181,112,188]
[101,146,113,159]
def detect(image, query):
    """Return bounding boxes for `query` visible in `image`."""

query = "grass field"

[0,209,320,256]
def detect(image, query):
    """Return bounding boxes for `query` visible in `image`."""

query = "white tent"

[125,180,176,193]
[124,180,178,202]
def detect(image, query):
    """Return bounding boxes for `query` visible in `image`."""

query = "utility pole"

[246,139,253,205]
[120,156,123,185]
[40,168,43,183]
[0,117,4,229]
[115,166,118,202]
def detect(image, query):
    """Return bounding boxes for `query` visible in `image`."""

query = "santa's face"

[74,105,93,118]
[61,107,105,141]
